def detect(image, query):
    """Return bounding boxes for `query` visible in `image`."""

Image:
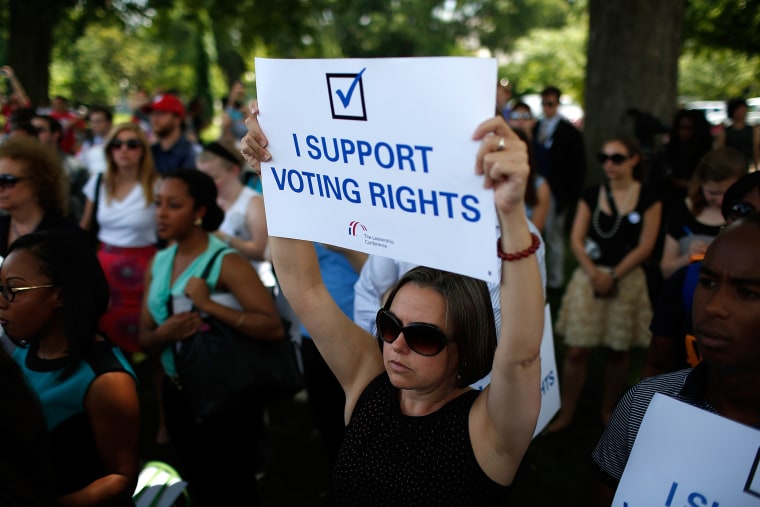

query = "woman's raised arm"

[241,105,385,405]
[470,116,544,485]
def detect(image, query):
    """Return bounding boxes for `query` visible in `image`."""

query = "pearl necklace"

[592,183,636,239]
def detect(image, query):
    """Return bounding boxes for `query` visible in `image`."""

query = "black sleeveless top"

[332,373,511,506]
[725,124,754,168]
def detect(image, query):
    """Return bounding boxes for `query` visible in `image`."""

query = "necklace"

[592,184,636,239]
[10,219,36,240]
[38,341,67,360]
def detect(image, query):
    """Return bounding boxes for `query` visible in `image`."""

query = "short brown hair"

[382,267,496,388]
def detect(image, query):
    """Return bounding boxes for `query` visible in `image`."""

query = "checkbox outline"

[326,70,368,121]
[744,446,760,499]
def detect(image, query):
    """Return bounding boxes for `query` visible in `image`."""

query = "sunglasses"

[541,101,557,107]
[727,200,756,220]
[596,153,629,165]
[376,308,452,356]
[109,139,142,150]
[510,111,533,120]
[0,284,55,303]
[0,174,26,190]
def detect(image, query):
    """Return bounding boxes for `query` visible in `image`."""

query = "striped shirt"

[592,364,716,483]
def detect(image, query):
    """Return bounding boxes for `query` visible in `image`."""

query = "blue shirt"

[151,136,198,174]
[301,243,358,339]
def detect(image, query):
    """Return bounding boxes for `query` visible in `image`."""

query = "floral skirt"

[555,266,652,351]
[98,243,157,353]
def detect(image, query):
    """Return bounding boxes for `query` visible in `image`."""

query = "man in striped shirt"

[591,213,760,504]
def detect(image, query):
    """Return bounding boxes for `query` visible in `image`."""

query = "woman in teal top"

[3,230,139,506]
[139,169,284,507]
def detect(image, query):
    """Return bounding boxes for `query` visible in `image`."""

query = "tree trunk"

[584,0,686,185]
[8,0,60,106]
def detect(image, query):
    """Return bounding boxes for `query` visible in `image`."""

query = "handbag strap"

[165,246,228,317]
[168,246,229,365]
[191,247,229,313]
[91,172,103,230]
[199,247,227,280]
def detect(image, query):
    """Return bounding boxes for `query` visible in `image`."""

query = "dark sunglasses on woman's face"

[109,139,142,150]
[376,308,452,356]
[0,174,25,190]
[510,111,533,120]
[728,200,756,220]
[596,153,629,165]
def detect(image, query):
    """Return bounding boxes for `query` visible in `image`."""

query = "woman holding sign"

[241,104,544,505]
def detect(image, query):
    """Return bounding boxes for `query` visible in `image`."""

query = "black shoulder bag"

[169,248,304,422]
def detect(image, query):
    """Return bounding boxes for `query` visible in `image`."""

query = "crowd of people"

[0,63,758,506]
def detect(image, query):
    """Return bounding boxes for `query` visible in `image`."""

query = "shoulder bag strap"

[199,247,227,280]
[603,180,619,216]
[166,247,227,317]
[91,172,103,230]
[190,247,229,313]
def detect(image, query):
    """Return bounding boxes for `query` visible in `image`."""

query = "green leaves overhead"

[685,0,760,54]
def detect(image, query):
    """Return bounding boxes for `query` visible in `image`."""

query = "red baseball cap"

[147,94,185,119]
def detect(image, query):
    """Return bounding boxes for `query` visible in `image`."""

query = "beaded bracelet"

[497,233,540,261]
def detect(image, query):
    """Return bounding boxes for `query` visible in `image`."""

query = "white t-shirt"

[83,174,157,248]
[219,186,276,288]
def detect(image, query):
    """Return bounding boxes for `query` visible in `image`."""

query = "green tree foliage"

[51,25,161,107]
[679,44,760,100]
[499,19,588,103]
[685,0,760,54]
[7,0,760,114]
[475,0,573,53]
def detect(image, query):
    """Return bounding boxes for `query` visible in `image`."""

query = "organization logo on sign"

[348,220,367,236]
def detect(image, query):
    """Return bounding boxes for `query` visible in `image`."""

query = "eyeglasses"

[596,153,629,165]
[0,284,55,303]
[0,174,26,190]
[109,139,142,150]
[510,111,533,120]
[376,308,452,356]
[727,200,756,220]
[541,101,557,107]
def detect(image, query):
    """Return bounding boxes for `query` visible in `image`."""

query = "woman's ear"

[194,205,207,226]
[52,287,64,309]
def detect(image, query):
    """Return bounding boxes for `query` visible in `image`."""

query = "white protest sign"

[255,57,500,283]
[613,393,760,506]
[470,304,560,434]
[533,303,560,437]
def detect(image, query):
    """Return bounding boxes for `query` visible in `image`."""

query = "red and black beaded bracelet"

[497,233,540,261]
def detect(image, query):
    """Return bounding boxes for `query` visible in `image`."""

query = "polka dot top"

[332,373,511,506]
